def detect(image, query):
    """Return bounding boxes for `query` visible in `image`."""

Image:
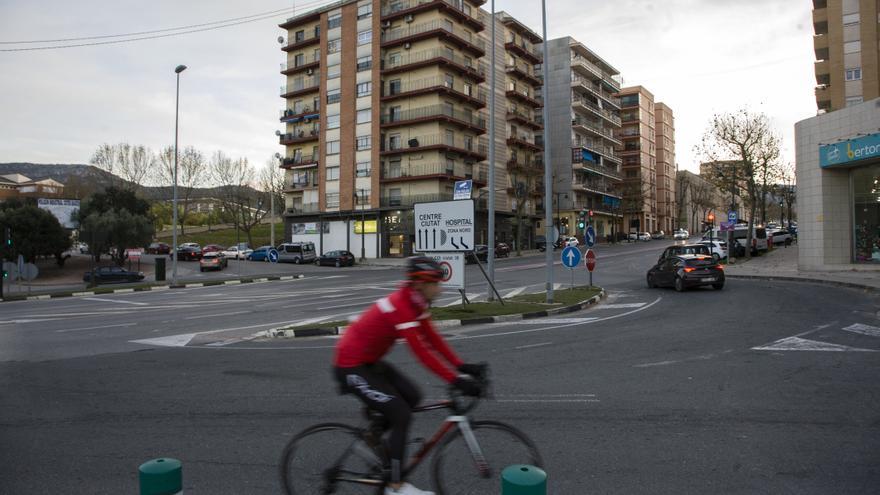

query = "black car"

[83,266,145,284]
[658,243,711,264]
[317,250,355,267]
[647,254,724,291]
[175,246,202,261]
[469,244,512,263]
[535,236,563,252]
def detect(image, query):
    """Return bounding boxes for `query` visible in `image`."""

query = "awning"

[581,149,598,163]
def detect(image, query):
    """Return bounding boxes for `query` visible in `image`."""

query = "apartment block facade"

[813,0,880,111]
[278,0,491,257]
[543,37,623,240]
[616,86,656,234]
[655,102,676,233]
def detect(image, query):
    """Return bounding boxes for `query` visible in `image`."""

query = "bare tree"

[90,143,153,191]
[157,145,206,235]
[211,152,267,247]
[675,171,690,229]
[259,157,286,218]
[697,109,782,258]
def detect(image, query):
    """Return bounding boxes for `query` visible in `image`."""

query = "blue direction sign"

[268,248,279,263]
[561,246,581,268]
[728,211,737,224]
[585,225,596,247]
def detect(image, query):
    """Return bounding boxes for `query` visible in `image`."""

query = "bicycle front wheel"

[279,423,385,495]
[431,420,543,495]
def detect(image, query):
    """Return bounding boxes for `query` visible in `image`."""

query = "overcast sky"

[0,0,816,177]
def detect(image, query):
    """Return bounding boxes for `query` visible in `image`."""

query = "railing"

[281,154,319,167]
[505,59,540,82]
[280,104,320,119]
[382,133,488,155]
[507,107,536,122]
[571,75,620,107]
[508,134,541,148]
[380,104,487,130]
[382,47,488,78]
[382,19,486,52]
[281,53,320,72]
[572,117,618,140]
[572,148,622,179]
[281,77,320,95]
[381,192,454,207]
[572,95,621,125]
[573,178,620,196]
[285,202,321,214]
[384,76,487,103]
[284,32,320,49]
[507,82,536,100]
[505,37,542,60]
[280,126,320,143]
[286,179,319,190]
[381,0,487,26]
[570,55,620,90]
[381,161,487,181]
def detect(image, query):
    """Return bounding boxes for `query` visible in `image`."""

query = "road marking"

[633,351,732,368]
[503,287,526,298]
[752,336,877,352]
[495,399,600,403]
[184,311,250,320]
[594,303,646,309]
[132,333,198,347]
[224,280,241,285]
[83,297,148,306]
[0,318,67,324]
[515,341,552,349]
[440,293,480,307]
[503,318,599,325]
[843,323,880,337]
[56,322,137,333]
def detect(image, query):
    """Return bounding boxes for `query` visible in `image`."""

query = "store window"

[852,163,880,263]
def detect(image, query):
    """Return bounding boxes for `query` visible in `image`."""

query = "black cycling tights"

[334,362,422,484]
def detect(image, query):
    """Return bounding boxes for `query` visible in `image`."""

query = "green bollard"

[501,464,547,494]
[139,458,182,495]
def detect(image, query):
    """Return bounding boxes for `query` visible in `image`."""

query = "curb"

[726,274,879,293]
[1,274,306,302]
[266,289,608,339]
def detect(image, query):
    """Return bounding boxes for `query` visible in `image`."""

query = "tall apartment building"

[543,37,623,240]
[655,102,676,233]
[616,86,656,234]
[278,0,490,257]
[813,0,879,111]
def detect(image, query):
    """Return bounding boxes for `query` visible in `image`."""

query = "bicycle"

[279,365,543,494]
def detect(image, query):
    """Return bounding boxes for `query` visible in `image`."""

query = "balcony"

[381,161,487,185]
[504,40,542,64]
[380,0,486,32]
[283,179,319,193]
[572,95,621,127]
[281,77,320,98]
[282,32,320,52]
[506,109,542,130]
[506,85,541,108]
[572,147,622,179]
[380,104,487,133]
[505,60,541,86]
[506,134,542,152]
[570,55,620,92]
[281,54,320,75]
[573,178,621,198]
[381,76,487,108]
[571,75,620,109]
[382,20,486,56]
[506,158,543,175]
[284,202,321,215]
[279,126,320,145]
[813,33,828,56]
[381,133,488,161]
[280,154,319,169]
[381,47,488,82]
[280,105,321,123]
[572,117,621,146]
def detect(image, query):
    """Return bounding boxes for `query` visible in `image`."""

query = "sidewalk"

[723,244,880,291]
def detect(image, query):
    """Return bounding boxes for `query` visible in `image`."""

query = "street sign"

[585,225,596,247]
[414,200,474,252]
[268,249,279,263]
[720,221,734,232]
[425,252,464,289]
[561,246,581,268]
[125,249,144,261]
[585,249,596,272]
[20,263,38,281]
[453,180,473,200]
[728,211,737,224]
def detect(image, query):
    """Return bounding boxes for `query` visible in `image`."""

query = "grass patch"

[509,286,601,306]
[156,223,284,249]
[431,301,556,320]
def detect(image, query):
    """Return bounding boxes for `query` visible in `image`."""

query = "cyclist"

[333,256,484,495]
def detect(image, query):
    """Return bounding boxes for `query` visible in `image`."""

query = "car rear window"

[685,258,716,268]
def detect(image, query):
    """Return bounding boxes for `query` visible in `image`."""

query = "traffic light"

[577,218,585,229]
[3,227,10,247]
[707,213,715,224]
[588,210,594,218]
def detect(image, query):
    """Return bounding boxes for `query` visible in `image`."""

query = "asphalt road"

[1,240,879,493]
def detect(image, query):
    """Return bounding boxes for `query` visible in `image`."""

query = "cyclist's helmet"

[406,256,444,283]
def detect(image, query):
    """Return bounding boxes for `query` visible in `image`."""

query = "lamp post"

[359,188,366,262]
[171,64,187,286]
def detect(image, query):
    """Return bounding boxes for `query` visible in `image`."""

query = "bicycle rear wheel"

[431,420,543,495]
[280,423,385,495]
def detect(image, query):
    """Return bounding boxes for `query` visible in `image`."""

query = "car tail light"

[716,264,724,270]
[683,267,696,273]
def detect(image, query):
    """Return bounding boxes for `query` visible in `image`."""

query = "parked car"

[469,243,512,263]
[146,242,171,255]
[673,229,689,240]
[705,226,768,255]
[74,242,89,254]
[638,232,652,241]
[199,252,228,271]
[658,243,712,264]
[180,242,200,250]
[652,231,666,240]
[494,242,511,258]
[317,250,355,267]
[83,266,145,284]
[768,230,793,246]
[698,240,728,261]
[175,246,202,261]
[247,246,274,261]
[221,245,253,260]
[536,235,563,252]
[201,244,224,254]
[647,254,725,291]
[277,242,317,264]
[565,237,580,247]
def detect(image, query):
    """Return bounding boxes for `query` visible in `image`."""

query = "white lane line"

[184,311,250,320]
[752,336,877,352]
[83,297,148,306]
[504,287,526,298]
[132,333,198,347]
[495,399,600,403]
[504,318,599,325]
[56,322,137,333]
[0,318,67,324]
[515,341,552,349]
[633,351,731,368]
[593,303,646,309]
[843,323,880,337]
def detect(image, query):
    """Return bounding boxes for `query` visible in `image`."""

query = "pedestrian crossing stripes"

[752,322,880,352]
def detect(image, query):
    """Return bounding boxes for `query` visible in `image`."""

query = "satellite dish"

[275,130,281,136]
[274,152,282,159]
[277,36,285,44]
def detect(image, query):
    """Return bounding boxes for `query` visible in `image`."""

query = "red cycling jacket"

[334,284,463,383]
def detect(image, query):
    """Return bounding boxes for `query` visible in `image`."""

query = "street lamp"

[358,188,367,262]
[171,64,187,287]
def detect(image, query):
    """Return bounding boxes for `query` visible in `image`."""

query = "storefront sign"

[820,132,880,168]
[353,220,377,234]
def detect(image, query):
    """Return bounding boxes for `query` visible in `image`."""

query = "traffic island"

[266,286,606,338]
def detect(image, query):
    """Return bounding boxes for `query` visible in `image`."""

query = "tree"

[778,162,797,226]
[90,143,154,191]
[211,152,266,247]
[260,157,286,219]
[697,109,782,258]
[76,187,154,264]
[0,201,71,266]
[675,171,690,229]
[157,145,207,235]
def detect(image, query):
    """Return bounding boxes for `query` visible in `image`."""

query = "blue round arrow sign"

[268,249,279,263]
[561,246,581,268]
[585,225,596,247]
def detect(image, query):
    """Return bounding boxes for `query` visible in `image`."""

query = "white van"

[277,242,317,264]
[704,226,768,255]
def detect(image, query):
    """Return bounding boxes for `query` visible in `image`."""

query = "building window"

[327,140,340,155]
[356,135,371,151]
[327,39,341,54]
[389,52,402,67]
[328,13,342,29]
[327,61,341,79]
[357,55,372,71]
[358,4,372,19]
[358,30,372,45]
[389,79,402,95]
[357,82,372,97]
[326,192,340,208]
[389,134,401,150]
[445,158,455,174]
[444,73,454,88]
[357,109,371,124]
[463,83,472,96]
[295,30,305,42]
[327,89,341,104]
[356,161,371,177]
[293,53,304,66]
[327,113,340,129]
[845,68,862,80]
[326,166,340,181]
[844,40,861,54]
[389,188,402,205]
[843,12,860,25]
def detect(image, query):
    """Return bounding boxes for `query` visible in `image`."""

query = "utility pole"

[540,0,554,303]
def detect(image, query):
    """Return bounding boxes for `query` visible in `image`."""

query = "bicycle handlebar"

[447,362,491,415]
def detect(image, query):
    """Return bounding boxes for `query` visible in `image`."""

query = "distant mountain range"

[0,163,260,200]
